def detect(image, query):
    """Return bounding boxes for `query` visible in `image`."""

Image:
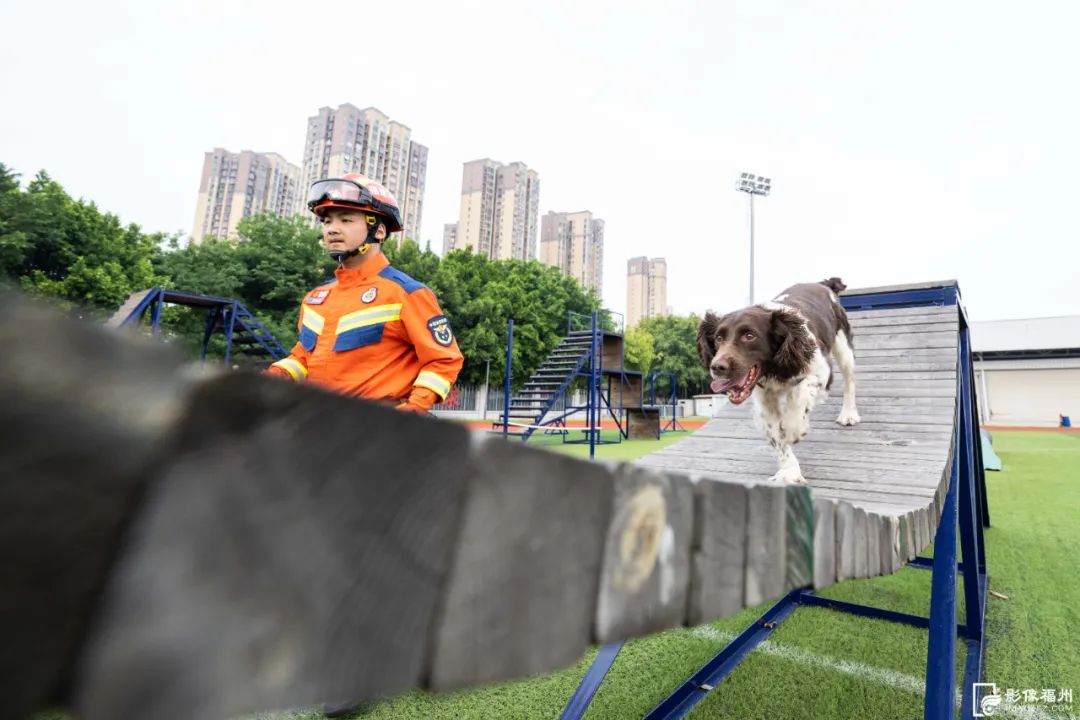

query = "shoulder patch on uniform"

[378,266,426,294]
[427,315,454,347]
[306,288,331,305]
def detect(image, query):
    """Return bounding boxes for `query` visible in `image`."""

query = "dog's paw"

[836,409,861,426]
[769,468,807,485]
[781,418,812,444]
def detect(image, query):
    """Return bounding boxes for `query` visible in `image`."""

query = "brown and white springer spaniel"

[696,278,860,484]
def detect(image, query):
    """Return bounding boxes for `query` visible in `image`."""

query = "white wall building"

[971,316,1080,426]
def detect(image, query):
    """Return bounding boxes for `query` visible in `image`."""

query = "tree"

[638,314,711,397]
[623,325,656,372]
[0,163,29,284]
[150,214,331,358]
[1,169,161,313]
[233,213,332,314]
[154,236,246,299]
[427,250,599,387]
[381,236,439,284]
[0,165,606,382]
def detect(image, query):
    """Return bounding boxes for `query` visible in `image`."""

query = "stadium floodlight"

[735,173,772,304]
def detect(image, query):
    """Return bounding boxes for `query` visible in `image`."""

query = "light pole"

[735,172,771,305]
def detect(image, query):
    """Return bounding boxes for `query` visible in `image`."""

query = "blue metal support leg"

[503,319,514,441]
[957,327,984,644]
[643,590,803,719]
[957,324,988,717]
[223,301,238,366]
[589,311,598,460]
[150,290,163,336]
[201,306,221,361]
[924,412,961,717]
[559,643,623,720]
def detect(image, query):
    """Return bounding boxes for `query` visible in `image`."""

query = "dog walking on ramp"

[696,277,860,484]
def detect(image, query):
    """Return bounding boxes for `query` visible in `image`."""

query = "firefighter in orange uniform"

[265,174,463,413]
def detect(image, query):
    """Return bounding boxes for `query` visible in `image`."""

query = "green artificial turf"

[523,426,699,461]
[310,431,1079,720]
[39,431,1077,720]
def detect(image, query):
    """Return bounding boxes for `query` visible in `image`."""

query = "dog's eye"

[742,331,756,341]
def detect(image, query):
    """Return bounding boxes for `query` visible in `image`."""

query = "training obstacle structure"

[647,370,685,436]
[0,280,987,720]
[564,279,989,719]
[108,287,288,364]
[494,310,658,450]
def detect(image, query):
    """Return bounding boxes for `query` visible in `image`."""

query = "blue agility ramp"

[564,280,992,720]
[106,287,288,364]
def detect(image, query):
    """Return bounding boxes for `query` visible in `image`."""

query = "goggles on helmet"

[307,178,374,213]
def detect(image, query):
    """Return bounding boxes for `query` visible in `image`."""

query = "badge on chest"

[362,287,378,303]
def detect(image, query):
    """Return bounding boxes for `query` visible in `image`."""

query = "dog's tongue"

[711,377,739,394]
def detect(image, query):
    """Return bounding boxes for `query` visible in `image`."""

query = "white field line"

[687,627,1067,720]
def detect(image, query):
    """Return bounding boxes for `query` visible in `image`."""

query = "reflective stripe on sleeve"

[414,370,451,399]
[271,357,308,381]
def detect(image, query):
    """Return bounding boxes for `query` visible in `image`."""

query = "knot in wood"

[613,485,667,593]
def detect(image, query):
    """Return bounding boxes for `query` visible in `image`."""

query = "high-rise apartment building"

[442,223,458,255]
[539,210,604,295]
[456,159,539,261]
[191,148,301,244]
[626,256,668,328]
[299,104,428,239]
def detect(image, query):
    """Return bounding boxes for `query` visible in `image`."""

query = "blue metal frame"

[502,319,514,440]
[648,371,686,434]
[496,329,596,441]
[498,308,658,452]
[589,311,599,459]
[641,589,804,719]
[115,288,287,362]
[597,377,629,440]
[560,281,990,720]
[559,643,623,720]
[840,285,953,311]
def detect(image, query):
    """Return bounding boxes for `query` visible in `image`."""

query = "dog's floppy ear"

[696,312,720,368]
[820,277,847,294]
[767,309,816,380]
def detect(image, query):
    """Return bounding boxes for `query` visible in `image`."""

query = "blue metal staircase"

[503,331,595,441]
[107,288,288,364]
[496,310,650,447]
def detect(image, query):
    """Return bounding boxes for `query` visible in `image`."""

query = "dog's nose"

[710,359,728,375]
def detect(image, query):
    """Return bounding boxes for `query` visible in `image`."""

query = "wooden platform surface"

[638,304,958,516]
[636,304,959,621]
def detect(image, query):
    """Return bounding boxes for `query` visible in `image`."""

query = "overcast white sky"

[2,0,1078,323]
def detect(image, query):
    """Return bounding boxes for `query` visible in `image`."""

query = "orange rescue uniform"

[269,254,463,406]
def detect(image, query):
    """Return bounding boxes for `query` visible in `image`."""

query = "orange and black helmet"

[306,173,403,233]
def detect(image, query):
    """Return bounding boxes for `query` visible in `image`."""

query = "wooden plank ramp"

[638,303,958,599]
[104,288,154,328]
[0,290,960,720]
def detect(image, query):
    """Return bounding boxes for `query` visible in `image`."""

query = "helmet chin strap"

[328,218,381,264]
